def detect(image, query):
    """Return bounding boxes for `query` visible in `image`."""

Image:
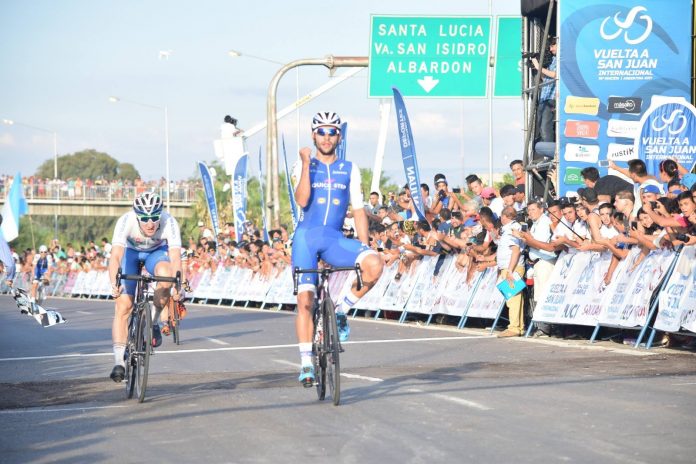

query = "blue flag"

[336,122,348,160]
[0,172,29,242]
[257,147,269,243]
[197,162,221,244]
[392,87,426,221]
[281,135,299,228]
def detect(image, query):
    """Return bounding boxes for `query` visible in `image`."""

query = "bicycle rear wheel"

[312,304,326,400]
[135,302,152,403]
[323,298,341,406]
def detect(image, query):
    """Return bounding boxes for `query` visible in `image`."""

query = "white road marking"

[0,405,128,414]
[509,337,657,356]
[340,373,383,382]
[408,388,492,411]
[76,311,92,315]
[204,337,230,346]
[0,336,486,362]
[272,359,384,382]
[672,382,696,386]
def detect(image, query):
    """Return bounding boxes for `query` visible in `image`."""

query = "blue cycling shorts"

[291,226,372,293]
[121,245,170,296]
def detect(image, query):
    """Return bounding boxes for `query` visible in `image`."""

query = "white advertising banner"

[655,246,695,332]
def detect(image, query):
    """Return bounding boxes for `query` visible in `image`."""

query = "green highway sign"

[368,15,491,98]
[494,16,522,97]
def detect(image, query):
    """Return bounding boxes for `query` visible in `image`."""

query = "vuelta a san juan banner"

[558,0,692,195]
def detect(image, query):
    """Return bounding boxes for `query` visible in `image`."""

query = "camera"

[438,189,447,200]
[630,221,638,230]
[520,223,529,232]
[675,233,691,242]
[522,51,540,59]
[452,187,461,194]
[650,201,658,209]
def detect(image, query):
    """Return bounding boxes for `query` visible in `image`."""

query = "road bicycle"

[165,280,190,345]
[293,264,362,406]
[116,269,181,403]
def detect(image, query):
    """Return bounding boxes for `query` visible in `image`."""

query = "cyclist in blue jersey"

[292,111,384,386]
[30,245,53,303]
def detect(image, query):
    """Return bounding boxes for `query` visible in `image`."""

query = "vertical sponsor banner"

[634,97,696,176]
[197,162,222,241]
[561,251,613,325]
[281,136,299,228]
[231,153,249,241]
[391,87,427,221]
[532,251,592,324]
[597,247,644,326]
[558,0,692,195]
[257,147,269,243]
[655,246,694,332]
[336,122,348,160]
[466,268,506,319]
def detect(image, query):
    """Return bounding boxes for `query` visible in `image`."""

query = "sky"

[0,0,524,189]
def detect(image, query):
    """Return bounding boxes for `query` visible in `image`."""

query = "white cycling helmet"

[133,192,163,216]
[39,245,48,253]
[311,111,341,131]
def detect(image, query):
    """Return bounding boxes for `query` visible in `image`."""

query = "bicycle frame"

[293,264,363,406]
[117,268,181,403]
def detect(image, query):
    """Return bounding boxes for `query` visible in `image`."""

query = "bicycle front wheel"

[125,313,138,399]
[171,300,181,345]
[313,305,326,401]
[135,302,152,403]
[37,284,46,306]
[323,298,341,406]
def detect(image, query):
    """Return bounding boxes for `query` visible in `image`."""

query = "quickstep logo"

[607,97,642,114]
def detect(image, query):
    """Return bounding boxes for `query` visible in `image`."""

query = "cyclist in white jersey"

[107,192,183,382]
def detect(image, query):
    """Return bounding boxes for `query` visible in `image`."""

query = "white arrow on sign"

[417,76,439,93]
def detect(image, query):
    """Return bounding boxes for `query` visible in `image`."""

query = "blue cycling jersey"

[34,257,49,279]
[292,156,369,291]
[297,158,361,231]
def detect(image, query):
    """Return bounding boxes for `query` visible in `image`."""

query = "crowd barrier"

[2,245,694,349]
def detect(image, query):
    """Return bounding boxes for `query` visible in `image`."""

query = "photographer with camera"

[432,174,463,217]
[530,37,557,142]
[493,207,527,337]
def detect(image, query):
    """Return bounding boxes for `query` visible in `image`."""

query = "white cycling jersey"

[112,211,182,252]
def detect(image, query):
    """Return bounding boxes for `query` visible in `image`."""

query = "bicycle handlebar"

[292,264,363,296]
[116,269,182,291]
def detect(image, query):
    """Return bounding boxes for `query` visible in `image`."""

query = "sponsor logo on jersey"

[564,120,600,139]
[564,96,600,115]
[564,143,600,162]
[332,199,341,205]
[317,198,327,204]
[312,181,347,189]
[607,97,642,114]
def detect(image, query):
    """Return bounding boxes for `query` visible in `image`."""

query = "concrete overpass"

[0,185,196,217]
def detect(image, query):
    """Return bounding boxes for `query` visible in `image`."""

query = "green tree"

[359,168,400,199]
[35,149,140,180]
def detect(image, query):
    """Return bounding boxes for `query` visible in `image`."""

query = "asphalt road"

[1,295,695,464]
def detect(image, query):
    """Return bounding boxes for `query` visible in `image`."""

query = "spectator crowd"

[2,158,696,347]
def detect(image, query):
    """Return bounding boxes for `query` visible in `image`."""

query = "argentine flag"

[1,173,28,242]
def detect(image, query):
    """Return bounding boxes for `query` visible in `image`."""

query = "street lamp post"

[108,96,171,210]
[2,118,59,238]
[2,119,58,178]
[228,49,300,227]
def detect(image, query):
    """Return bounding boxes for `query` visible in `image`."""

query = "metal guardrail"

[0,184,198,204]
